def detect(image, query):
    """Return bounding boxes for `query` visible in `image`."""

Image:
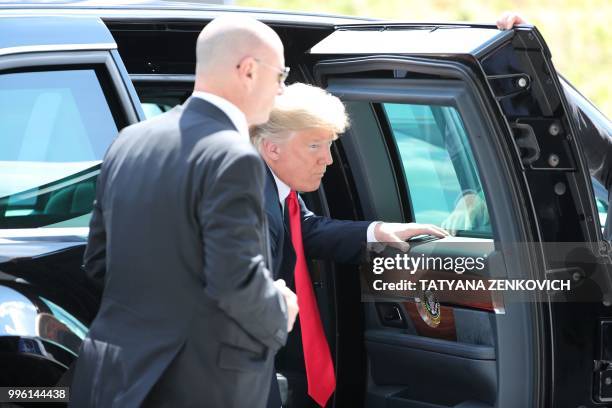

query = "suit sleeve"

[199,147,288,351]
[298,194,370,264]
[83,164,108,292]
[82,128,127,291]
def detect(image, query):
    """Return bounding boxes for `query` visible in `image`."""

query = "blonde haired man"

[252,83,448,407]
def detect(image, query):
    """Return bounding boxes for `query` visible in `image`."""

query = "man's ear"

[262,138,281,161]
[236,56,256,87]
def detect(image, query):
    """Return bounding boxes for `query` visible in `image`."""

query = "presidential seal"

[416,289,441,328]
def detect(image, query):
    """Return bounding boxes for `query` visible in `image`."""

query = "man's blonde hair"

[250,83,349,148]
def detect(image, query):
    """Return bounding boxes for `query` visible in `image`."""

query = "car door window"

[0,69,119,228]
[330,84,500,408]
[382,102,492,237]
[132,79,192,119]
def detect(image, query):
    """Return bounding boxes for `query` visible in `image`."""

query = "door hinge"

[595,321,612,402]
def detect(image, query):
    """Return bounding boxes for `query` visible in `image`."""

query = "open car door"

[308,24,612,408]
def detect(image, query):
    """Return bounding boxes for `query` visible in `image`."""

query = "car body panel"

[0,1,372,26]
[0,15,116,55]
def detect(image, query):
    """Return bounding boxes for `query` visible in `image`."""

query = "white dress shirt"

[269,167,380,243]
[191,91,249,142]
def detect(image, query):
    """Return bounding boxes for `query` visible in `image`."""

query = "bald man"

[69,16,298,408]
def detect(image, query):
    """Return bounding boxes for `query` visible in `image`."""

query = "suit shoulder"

[219,137,263,176]
[109,107,182,148]
[197,135,266,204]
[127,106,182,134]
[199,131,260,163]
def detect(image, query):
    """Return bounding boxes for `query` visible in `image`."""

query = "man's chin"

[301,181,322,192]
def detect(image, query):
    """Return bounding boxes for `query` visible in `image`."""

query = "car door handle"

[383,306,403,323]
[375,303,407,328]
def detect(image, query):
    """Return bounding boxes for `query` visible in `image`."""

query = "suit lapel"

[264,167,285,279]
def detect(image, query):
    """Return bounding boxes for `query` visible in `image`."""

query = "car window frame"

[0,50,137,229]
[327,77,507,240]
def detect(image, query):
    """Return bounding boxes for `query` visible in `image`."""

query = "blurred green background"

[237,0,611,118]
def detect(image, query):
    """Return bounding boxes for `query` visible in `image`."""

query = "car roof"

[0,0,508,59]
[0,1,503,28]
[0,0,374,26]
[0,15,116,53]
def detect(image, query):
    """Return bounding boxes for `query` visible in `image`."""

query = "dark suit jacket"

[264,167,371,282]
[263,167,369,407]
[70,97,288,408]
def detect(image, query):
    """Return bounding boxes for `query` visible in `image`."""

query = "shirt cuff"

[367,221,382,242]
[367,222,386,254]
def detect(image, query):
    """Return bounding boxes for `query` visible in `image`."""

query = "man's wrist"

[367,221,386,253]
[367,221,382,242]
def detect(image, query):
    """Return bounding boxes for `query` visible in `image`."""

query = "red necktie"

[286,190,336,407]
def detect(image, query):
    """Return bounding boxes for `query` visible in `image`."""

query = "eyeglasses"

[236,58,290,85]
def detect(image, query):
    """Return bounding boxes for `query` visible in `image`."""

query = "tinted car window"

[142,103,169,118]
[133,81,192,119]
[383,102,492,237]
[0,69,118,228]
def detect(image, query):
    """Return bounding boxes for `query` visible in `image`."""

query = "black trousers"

[267,369,282,408]
[267,320,322,408]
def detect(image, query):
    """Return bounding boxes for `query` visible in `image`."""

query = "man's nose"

[322,146,333,165]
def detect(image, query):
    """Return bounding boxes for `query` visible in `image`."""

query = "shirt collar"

[270,167,291,205]
[191,91,249,142]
